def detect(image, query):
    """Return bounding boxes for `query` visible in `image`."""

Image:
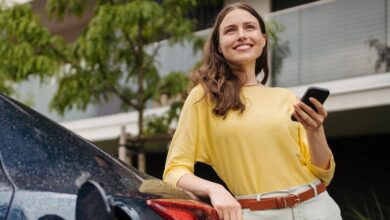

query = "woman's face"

[218,8,266,68]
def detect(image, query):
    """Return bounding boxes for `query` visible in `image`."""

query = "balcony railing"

[269,0,389,87]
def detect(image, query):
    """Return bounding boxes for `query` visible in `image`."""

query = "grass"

[343,191,390,220]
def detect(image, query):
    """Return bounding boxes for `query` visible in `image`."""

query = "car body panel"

[0,94,162,219]
[0,157,13,220]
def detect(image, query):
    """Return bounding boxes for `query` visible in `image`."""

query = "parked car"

[0,94,217,220]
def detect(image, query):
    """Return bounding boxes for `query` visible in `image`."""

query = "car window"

[0,95,152,198]
[0,153,14,220]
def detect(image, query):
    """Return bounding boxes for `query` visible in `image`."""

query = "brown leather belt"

[237,182,326,210]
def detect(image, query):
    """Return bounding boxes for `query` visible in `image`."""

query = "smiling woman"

[163,2,342,220]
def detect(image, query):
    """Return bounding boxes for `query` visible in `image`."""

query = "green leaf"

[1,0,203,138]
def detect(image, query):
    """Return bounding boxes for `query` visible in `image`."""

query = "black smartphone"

[291,86,330,121]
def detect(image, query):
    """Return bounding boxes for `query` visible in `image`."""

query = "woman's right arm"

[178,173,242,220]
[163,86,242,219]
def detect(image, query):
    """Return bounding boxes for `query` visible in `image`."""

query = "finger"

[298,101,317,119]
[308,97,321,110]
[309,97,328,118]
[223,208,230,220]
[216,208,224,220]
[184,190,199,200]
[293,109,314,128]
[236,206,243,220]
[293,110,304,124]
[300,99,327,124]
[294,106,317,127]
[297,102,322,125]
[228,208,237,220]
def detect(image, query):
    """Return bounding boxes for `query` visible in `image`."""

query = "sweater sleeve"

[298,124,336,186]
[163,86,204,186]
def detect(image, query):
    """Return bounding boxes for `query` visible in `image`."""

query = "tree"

[1,0,285,171]
[266,20,290,86]
[0,0,201,136]
[368,37,390,73]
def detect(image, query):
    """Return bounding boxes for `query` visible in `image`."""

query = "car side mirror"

[76,180,113,220]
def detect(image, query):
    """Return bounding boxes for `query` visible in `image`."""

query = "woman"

[163,3,342,220]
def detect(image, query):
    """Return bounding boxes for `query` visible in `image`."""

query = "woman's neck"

[230,62,258,86]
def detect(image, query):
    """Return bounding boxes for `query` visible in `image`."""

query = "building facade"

[16,0,390,217]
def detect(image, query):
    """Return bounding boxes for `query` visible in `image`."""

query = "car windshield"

[0,95,153,198]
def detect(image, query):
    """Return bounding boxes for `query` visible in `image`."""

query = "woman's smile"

[234,43,253,51]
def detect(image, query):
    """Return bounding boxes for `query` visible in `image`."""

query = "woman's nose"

[237,28,247,40]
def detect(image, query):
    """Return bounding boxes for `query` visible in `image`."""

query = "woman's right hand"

[208,184,243,220]
[176,174,243,220]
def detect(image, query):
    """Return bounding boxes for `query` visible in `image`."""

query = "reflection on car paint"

[9,191,76,220]
[74,171,92,188]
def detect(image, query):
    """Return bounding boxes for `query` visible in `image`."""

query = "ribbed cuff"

[308,156,335,186]
[164,168,193,186]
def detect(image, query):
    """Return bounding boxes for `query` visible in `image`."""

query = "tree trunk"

[137,19,146,172]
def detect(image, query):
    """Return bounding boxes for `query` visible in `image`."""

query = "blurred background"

[1,0,390,219]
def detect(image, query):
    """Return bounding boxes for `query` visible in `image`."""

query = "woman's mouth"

[234,44,252,51]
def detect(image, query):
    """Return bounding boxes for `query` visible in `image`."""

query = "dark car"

[0,94,217,220]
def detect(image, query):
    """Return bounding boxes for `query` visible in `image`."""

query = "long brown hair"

[191,3,269,118]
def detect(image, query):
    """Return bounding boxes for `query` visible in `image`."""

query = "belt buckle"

[284,194,300,208]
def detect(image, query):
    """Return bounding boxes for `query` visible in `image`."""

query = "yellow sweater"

[163,85,335,196]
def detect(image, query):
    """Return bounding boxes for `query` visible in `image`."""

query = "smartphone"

[291,86,330,121]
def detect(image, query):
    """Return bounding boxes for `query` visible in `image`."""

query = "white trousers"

[236,180,342,220]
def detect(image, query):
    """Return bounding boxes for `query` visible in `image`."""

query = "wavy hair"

[191,3,269,118]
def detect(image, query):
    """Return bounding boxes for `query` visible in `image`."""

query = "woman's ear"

[218,46,222,53]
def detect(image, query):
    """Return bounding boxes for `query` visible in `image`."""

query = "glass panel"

[271,11,300,86]
[270,0,387,87]
[272,0,319,12]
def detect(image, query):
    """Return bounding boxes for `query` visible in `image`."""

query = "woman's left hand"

[292,97,328,132]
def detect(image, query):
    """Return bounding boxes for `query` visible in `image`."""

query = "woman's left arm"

[292,97,333,169]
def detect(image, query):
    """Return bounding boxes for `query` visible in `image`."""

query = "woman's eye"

[246,25,256,30]
[225,29,235,34]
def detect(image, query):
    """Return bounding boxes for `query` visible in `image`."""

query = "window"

[189,1,223,30]
[272,0,319,12]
